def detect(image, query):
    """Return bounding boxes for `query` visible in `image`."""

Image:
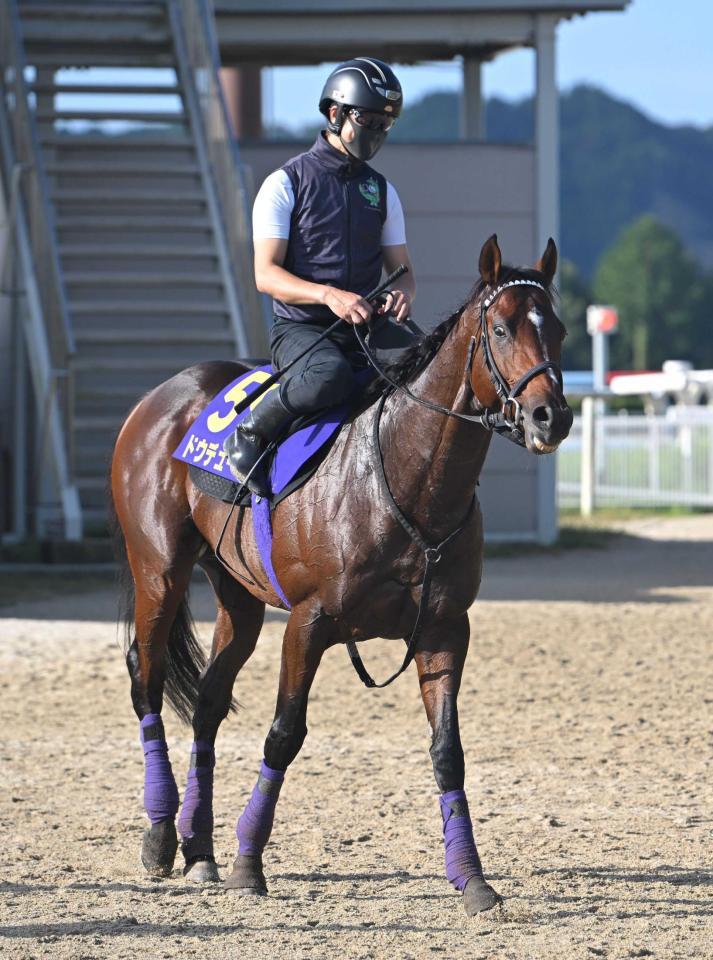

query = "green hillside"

[390,85,713,279]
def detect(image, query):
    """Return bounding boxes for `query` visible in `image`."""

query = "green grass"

[486,503,713,559]
[560,505,706,526]
[485,524,620,559]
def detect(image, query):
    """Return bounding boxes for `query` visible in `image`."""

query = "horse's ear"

[536,237,558,286]
[479,234,501,286]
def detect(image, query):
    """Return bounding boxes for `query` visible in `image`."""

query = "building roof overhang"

[215,0,630,65]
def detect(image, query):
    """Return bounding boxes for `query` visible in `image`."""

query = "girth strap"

[345,393,476,688]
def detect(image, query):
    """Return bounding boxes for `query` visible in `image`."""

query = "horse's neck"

[380,309,491,537]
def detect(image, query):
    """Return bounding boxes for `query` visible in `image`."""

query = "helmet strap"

[326,103,348,135]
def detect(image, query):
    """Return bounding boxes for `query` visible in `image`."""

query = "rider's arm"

[254,237,328,305]
[380,182,415,322]
[381,243,416,322]
[254,239,372,325]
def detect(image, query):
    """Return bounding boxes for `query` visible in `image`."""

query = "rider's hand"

[322,287,374,325]
[379,288,412,323]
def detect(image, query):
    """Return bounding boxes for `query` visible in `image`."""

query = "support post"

[219,66,263,140]
[534,13,559,258]
[10,287,27,542]
[460,55,484,140]
[591,330,608,483]
[580,396,595,516]
[537,454,558,544]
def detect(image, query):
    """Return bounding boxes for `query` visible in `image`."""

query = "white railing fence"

[558,406,713,510]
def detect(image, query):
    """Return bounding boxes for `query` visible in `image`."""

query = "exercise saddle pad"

[173,364,360,507]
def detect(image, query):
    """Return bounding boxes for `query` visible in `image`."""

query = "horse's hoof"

[184,858,220,884]
[141,820,178,877]
[463,876,502,915]
[224,854,268,896]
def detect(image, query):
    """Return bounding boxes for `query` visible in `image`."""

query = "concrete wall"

[240,140,555,542]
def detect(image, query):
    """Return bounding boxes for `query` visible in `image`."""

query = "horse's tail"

[108,485,207,727]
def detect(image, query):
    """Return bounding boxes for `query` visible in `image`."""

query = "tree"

[558,259,592,369]
[592,216,706,370]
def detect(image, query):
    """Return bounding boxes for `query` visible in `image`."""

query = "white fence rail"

[558,408,713,509]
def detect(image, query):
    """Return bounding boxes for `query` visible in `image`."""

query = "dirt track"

[1,515,712,959]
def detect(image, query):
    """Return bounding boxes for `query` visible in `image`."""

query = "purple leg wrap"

[177,740,215,839]
[139,714,179,825]
[236,760,285,855]
[440,790,483,891]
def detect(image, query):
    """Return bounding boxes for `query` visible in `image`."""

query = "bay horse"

[110,235,572,915]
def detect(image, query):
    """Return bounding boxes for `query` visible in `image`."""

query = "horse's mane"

[362,264,552,402]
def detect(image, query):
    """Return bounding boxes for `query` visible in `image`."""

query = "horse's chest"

[330,549,477,641]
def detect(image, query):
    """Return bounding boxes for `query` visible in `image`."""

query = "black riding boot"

[223,388,293,497]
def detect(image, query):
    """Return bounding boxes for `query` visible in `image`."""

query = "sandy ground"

[1,515,712,960]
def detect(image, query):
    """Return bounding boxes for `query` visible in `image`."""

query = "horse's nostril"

[532,405,552,425]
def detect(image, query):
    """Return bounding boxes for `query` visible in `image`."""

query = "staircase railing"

[171,0,267,355]
[0,0,81,539]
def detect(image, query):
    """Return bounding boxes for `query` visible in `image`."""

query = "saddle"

[173,315,424,509]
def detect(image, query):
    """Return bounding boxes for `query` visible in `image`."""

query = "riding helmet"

[319,57,403,127]
[319,58,402,160]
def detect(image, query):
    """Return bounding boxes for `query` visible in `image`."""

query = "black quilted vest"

[274,132,387,325]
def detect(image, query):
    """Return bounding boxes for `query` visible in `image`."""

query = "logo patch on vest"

[359,176,380,208]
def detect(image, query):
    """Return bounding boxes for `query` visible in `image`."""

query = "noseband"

[353,277,564,447]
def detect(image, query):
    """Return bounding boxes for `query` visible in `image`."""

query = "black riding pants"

[270,316,368,416]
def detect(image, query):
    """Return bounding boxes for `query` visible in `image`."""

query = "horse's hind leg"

[178,557,265,884]
[224,603,328,895]
[126,544,201,878]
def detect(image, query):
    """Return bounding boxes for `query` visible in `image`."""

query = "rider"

[224,56,416,495]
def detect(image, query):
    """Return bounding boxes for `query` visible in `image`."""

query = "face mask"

[339,108,393,161]
[341,125,387,161]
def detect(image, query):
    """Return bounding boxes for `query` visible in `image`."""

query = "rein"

[344,277,563,688]
[345,392,476,688]
[352,278,564,448]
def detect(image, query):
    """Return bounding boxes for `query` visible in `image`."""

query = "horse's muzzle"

[525,400,573,454]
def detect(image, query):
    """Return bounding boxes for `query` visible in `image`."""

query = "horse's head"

[470,234,573,453]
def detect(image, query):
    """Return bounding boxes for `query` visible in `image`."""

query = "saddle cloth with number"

[172,364,361,508]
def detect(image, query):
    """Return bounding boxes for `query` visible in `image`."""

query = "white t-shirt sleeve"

[382,181,407,247]
[252,169,295,240]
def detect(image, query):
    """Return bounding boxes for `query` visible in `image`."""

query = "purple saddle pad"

[174,365,370,610]
[173,365,355,497]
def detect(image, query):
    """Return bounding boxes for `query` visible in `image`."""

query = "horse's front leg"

[415,614,501,914]
[224,603,327,895]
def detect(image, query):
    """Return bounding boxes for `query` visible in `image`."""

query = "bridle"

[352,277,565,447]
[476,278,564,445]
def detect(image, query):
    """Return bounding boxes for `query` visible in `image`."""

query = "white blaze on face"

[528,307,545,347]
[528,305,559,385]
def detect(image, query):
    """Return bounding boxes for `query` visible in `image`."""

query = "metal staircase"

[0,0,264,536]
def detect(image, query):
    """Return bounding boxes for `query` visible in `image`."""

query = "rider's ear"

[536,238,558,286]
[479,234,502,286]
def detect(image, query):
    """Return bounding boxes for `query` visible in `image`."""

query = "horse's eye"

[493,325,506,338]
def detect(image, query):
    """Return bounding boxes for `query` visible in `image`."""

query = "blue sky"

[266,0,711,131]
